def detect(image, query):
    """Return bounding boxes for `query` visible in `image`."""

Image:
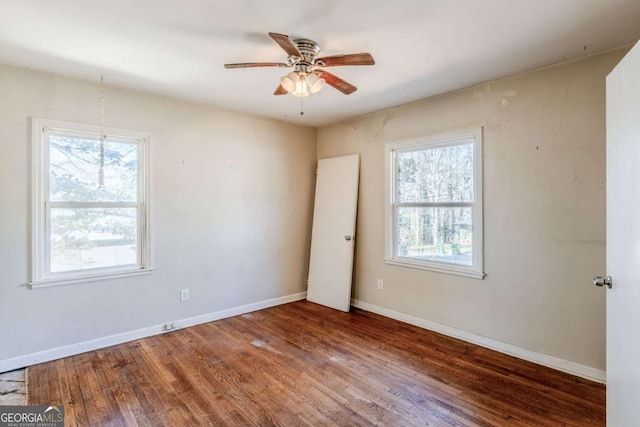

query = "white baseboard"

[0,291,307,373]
[3,293,605,384]
[351,299,606,384]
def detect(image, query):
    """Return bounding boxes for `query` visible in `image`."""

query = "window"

[385,128,483,279]
[31,118,151,288]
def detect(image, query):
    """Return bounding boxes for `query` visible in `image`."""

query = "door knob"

[593,276,613,289]
[345,235,352,241]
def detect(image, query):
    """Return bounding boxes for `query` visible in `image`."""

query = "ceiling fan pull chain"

[300,91,304,116]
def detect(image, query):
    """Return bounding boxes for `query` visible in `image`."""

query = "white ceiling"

[1,0,640,127]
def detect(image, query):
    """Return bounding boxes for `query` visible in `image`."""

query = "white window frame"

[30,118,152,289]
[384,128,484,279]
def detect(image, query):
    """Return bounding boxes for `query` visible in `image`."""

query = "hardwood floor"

[28,301,605,426]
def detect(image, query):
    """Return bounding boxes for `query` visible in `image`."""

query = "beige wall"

[0,64,316,362]
[318,48,628,371]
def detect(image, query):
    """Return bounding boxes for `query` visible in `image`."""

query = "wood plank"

[28,301,606,426]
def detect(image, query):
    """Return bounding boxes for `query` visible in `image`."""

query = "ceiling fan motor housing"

[293,39,321,65]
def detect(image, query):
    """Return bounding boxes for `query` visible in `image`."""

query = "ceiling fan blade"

[316,53,375,67]
[268,32,302,58]
[274,84,288,95]
[316,70,357,95]
[224,62,289,69]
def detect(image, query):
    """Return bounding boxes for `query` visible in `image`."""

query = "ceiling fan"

[224,32,375,97]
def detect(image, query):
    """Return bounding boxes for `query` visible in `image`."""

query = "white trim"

[49,201,139,208]
[384,127,484,279]
[29,268,154,289]
[40,118,150,141]
[384,259,485,279]
[0,291,307,373]
[351,299,606,384]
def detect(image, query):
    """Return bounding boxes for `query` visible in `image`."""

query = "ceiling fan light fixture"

[291,76,310,97]
[280,71,299,92]
[306,73,326,94]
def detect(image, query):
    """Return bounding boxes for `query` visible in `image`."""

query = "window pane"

[397,143,474,203]
[397,206,472,266]
[49,135,138,202]
[50,208,138,272]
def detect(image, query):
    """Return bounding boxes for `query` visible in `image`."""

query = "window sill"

[29,268,154,290]
[385,258,485,280]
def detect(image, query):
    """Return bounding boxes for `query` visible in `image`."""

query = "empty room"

[1,1,640,426]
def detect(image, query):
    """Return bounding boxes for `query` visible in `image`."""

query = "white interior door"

[606,40,640,426]
[307,154,360,312]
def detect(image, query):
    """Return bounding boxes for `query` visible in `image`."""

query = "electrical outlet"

[377,279,384,290]
[164,323,176,331]
[180,288,189,302]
